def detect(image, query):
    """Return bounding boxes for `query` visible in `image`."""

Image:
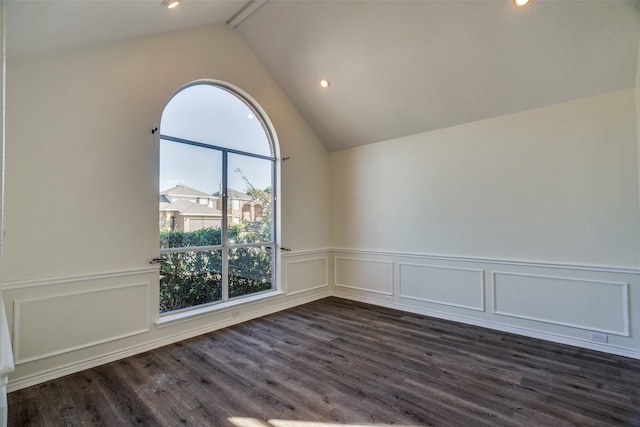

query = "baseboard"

[333,291,640,360]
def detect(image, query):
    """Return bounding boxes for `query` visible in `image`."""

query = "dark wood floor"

[8,297,640,426]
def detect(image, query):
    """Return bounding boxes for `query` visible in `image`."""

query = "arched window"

[158,81,278,314]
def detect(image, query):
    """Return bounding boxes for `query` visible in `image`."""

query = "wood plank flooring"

[8,297,640,426]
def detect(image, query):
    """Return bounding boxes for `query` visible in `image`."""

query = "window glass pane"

[161,85,272,157]
[160,140,222,247]
[160,228,222,250]
[159,250,223,313]
[228,153,274,245]
[228,246,273,298]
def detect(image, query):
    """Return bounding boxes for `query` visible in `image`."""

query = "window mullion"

[271,158,277,288]
[160,245,223,254]
[221,150,229,303]
[227,242,274,249]
[160,134,275,162]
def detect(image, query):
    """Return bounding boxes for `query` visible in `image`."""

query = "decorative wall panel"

[399,263,485,311]
[285,256,329,296]
[335,257,393,295]
[493,272,629,336]
[13,283,150,363]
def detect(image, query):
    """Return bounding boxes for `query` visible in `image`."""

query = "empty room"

[1,0,639,425]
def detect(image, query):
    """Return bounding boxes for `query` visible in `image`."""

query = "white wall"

[5,24,330,281]
[0,3,16,424]
[331,89,639,267]
[636,37,640,268]
[330,89,640,357]
[3,24,331,390]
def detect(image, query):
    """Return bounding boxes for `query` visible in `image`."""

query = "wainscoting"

[492,272,629,336]
[334,257,394,296]
[3,250,331,392]
[13,282,151,365]
[3,248,638,392]
[3,269,156,371]
[399,263,485,311]
[332,249,640,359]
[283,253,330,297]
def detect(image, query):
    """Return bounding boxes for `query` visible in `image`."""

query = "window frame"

[157,80,281,317]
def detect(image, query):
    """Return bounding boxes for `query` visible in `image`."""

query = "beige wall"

[331,89,639,267]
[1,1,17,407]
[3,24,332,389]
[330,89,640,357]
[636,36,640,267]
[5,24,330,281]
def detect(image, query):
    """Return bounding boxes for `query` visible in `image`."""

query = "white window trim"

[155,289,285,328]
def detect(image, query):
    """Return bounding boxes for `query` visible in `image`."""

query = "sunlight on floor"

[228,417,422,427]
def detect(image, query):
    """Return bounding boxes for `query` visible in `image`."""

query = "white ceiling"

[6,0,640,152]
[5,0,249,59]
[237,0,640,151]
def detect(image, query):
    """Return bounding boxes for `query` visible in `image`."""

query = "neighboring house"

[160,184,263,231]
[160,184,222,232]
[161,184,216,207]
[213,188,259,225]
[242,200,264,224]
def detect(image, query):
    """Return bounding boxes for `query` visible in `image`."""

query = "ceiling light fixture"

[161,0,180,9]
[320,79,330,88]
[514,0,531,7]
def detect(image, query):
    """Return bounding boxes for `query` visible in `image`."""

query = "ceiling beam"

[227,0,268,28]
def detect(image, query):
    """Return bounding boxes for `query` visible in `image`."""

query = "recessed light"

[320,79,330,88]
[514,0,531,7]
[161,0,180,9]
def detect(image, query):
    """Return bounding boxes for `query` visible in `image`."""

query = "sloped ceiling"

[6,0,640,152]
[237,0,640,151]
[5,0,248,59]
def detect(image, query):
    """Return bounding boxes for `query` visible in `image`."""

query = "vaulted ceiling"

[6,0,640,152]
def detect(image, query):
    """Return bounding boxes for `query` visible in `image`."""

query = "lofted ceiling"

[5,0,250,59]
[6,0,640,152]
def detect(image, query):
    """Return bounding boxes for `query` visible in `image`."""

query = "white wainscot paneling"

[285,257,329,296]
[493,272,629,336]
[335,257,393,295]
[399,263,485,311]
[13,283,150,363]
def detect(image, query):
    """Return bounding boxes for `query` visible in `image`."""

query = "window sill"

[155,290,284,328]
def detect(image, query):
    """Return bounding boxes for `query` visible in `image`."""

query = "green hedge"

[159,227,272,313]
